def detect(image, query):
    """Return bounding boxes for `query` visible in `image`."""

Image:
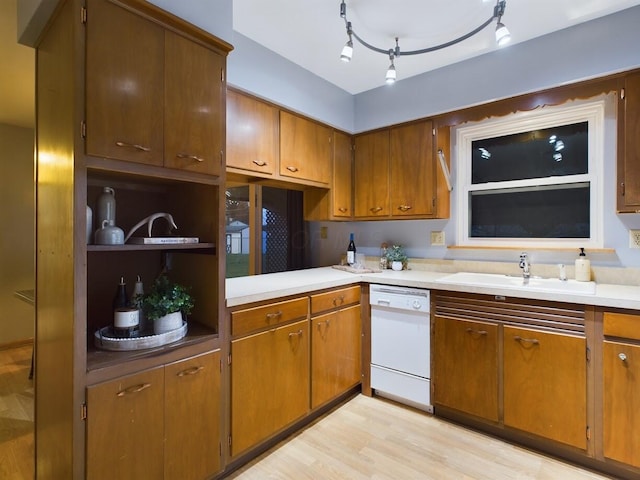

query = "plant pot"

[153,311,183,335]
[391,261,403,271]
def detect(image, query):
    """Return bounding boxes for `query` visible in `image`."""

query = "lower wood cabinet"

[433,316,498,422]
[231,319,310,457]
[603,312,640,468]
[503,326,587,450]
[311,303,361,408]
[86,351,221,480]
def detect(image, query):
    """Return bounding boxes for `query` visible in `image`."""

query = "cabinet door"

[231,319,310,456]
[279,111,332,184]
[354,130,390,217]
[85,0,164,166]
[618,72,640,212]
[86,367,165,480]
[165,351,221,480]
[390,120,435,216]
[603,340,640,468]
[311,304,362,408]
[332,131,353,217]
[226,90,278,175]
[433,316,499,421]
[164,32,224,175]
[503,326,586,449]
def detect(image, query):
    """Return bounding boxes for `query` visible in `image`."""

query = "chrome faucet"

[519,252,531,280]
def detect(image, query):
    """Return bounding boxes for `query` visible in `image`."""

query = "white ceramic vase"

[153,311,183,335]
[391,261,403,271]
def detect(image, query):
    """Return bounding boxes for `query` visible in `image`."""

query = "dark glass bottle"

[347,233,356,266]
[112,276,139,338]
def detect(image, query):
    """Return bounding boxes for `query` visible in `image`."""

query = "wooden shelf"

[87,242,215,252]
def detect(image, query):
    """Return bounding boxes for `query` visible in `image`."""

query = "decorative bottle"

[97,186,116,226]
[131,275,146,333]
[347,233,356,266]
[112,276,139,338]
[379,243,388,270]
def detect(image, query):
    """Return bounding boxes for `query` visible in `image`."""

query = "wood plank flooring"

[0,344,34,480]
[226,395,614,480]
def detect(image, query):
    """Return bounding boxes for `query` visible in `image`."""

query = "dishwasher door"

[370,285,431,411]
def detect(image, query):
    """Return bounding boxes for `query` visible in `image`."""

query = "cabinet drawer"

[232,297,309,336]
[603,312,640,341]
[311,286,360,315]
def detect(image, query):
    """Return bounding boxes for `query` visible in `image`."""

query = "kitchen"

[3,0,640,479]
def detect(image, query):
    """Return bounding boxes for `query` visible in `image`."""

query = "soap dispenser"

[575,248,591,282]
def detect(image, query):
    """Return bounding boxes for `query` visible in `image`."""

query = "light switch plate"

[320,226,328,239]
[431,231,445,246]
[630,230,640,249]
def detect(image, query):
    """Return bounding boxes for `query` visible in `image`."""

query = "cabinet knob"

[115,141,151,152]
[286,166,299,172]
[619,352,627,362]
[176,153,204,162]
[252,160,267,167]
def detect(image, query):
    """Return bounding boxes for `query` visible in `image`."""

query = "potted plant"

[142,274,194,334]
[386,245,407,271]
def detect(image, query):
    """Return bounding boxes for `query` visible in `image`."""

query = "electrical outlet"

[431,231,445,246]
[320,226,328,239]
[630,230,640,249]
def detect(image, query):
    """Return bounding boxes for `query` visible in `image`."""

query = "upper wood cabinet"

[226,89,278,175]
[390,120,435,216]
[617,71,640,212]
[280,111,332,185]
[354,129,390,218]
[304,130,353,221]
[86,0,225,175]
[164,32,224,175]
[86,0,164,166]
[354,120,448,219]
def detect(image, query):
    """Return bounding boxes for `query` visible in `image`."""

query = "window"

[225,184,306,278]
[456,98,606,248]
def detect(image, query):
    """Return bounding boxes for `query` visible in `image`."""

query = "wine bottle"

[347,233,356,266]
[112,276,139,338]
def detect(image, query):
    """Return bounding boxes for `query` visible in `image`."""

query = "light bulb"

[385,64,396,84]
[340,41,353,62]
[495,22,511,46]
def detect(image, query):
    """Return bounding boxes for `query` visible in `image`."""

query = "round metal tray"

[94,322,187,351]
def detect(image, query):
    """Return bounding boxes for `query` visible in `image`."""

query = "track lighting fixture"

[339,0,511,84]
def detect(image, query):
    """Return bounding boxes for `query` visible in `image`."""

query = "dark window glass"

[470,183,590,238]
[471,122,588,184]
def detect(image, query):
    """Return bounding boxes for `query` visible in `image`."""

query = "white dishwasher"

[370,284,432,412]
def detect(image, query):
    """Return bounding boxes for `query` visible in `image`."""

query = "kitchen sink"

[435,272,596,295]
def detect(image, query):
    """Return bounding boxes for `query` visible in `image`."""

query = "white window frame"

[455,98,606,248]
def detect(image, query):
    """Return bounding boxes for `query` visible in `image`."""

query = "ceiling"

[2,0,640,129]
[234,0,640,94]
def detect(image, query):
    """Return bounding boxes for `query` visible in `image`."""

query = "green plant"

[386,244,407,263]
[142,274,194,321]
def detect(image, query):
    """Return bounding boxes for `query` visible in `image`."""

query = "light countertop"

[226,267,640,310]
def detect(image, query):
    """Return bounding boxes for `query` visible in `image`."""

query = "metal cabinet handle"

[338,207,348,213]
[115,141,151,152]
[288,329,303,338]
[252,160,267,167]
[466,328,488,336]
[332,295,345,306]
[176,153,204,162]
[286,166,299,172]
[317,319,331,328]
[398,205,412,212]
[117,383,151,397]
[266,311,282,320]
[369,206,383,213]
[177,365,204,377]
[619,353,627,362]
[514,335,539,345]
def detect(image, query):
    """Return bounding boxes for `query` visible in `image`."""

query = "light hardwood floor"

[226,395,614,480]
[0,344,34,480]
